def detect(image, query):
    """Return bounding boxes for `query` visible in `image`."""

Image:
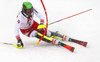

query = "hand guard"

[37,24,46,30]
[37,19,46,30]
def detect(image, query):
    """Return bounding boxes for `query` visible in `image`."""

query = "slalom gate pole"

[35,0,48,46]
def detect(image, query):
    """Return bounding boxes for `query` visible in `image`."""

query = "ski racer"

[15,1,69,49]
[15,1,87,50]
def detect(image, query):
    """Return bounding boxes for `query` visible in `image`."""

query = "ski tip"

[71,47,75,52]
[64,45,75,52]
[59,42,75,52]
[84,42,88,47]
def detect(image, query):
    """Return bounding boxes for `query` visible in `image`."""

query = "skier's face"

[26,8,33,16]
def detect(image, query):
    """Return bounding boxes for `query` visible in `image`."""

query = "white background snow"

[0,0,100,62]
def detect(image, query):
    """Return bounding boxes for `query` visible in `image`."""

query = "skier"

[15,1,69,48]
[15,1,87,51]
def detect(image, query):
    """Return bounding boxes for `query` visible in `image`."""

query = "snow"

[0,0,100,62]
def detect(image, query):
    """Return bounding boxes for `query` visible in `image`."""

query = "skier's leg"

[50,31,69,41]
[30,32,75,52]
[37,28,51,37]
[29,30,87,47]
[29,31,60,45]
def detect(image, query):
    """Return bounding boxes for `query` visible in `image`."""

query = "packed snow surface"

[0,0,100,62]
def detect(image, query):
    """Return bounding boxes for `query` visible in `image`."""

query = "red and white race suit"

[15,8,51,40]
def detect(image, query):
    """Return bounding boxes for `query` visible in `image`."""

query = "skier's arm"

[15,20,21,40]
[15,19,23,49]
[33,8,45,24]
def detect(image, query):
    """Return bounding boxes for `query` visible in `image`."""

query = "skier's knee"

[46,30,51,37]
[35,33,52,43]
[51,31,63,38]
[30,31,38,37]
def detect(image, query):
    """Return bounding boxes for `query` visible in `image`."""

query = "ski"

[51,35,88,47]
[59,42,75,52]
[68,38,88,47]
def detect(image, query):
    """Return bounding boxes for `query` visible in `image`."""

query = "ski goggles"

[26,8,33,14]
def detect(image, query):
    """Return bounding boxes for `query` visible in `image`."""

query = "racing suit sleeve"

[33,7,45,24]
[15,19,21,40]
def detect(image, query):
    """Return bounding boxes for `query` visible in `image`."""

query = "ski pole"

[0,42,22,49]
[35,0,48,46]
[37,9,92,29]
[49,9,92,25]
[0,42,17,46]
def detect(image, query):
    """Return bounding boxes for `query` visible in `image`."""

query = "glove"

[16,39,24,49]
